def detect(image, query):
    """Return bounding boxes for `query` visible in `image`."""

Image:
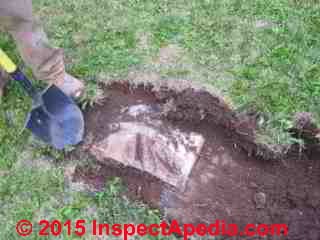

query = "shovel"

[0,48,84,149]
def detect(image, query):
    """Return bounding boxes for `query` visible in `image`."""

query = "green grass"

[30,0,320,145]
[0,166,64,239]
[0,174,167,239]
[1,0,320,238]
[0,36,31,169]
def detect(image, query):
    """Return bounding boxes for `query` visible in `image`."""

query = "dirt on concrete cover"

[71,82,320,240]
[86,93,205,190]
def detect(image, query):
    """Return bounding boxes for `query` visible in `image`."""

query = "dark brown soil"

[71,82,320,240]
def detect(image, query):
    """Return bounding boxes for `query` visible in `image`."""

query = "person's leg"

[0,0,84,97]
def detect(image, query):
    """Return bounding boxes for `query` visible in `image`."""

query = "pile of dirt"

[70,82,320,240]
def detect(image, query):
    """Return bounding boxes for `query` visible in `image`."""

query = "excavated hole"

[69,82,320,239]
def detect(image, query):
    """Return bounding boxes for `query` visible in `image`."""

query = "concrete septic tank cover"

[89,103,205,190]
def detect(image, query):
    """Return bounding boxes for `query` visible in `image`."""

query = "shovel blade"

[26,85,84,149]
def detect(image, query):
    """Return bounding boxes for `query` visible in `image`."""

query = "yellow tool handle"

[0,48,17,73]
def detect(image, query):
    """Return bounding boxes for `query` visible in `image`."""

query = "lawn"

[0,0,320,239]
[33,0,320,145]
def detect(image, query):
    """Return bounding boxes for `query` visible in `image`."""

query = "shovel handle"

[0,48,37,97]
[10,69,38,97]
[0,48,17,73]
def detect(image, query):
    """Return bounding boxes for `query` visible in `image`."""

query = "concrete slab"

[90,121,204,190]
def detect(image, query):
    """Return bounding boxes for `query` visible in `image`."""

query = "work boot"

[54,73,85,99]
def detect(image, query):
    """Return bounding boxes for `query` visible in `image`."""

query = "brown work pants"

[0,0,65,85]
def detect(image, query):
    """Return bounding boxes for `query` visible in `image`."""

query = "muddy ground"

[70,82,320,240]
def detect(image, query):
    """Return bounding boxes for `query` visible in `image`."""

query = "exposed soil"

[70,82,320,240]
